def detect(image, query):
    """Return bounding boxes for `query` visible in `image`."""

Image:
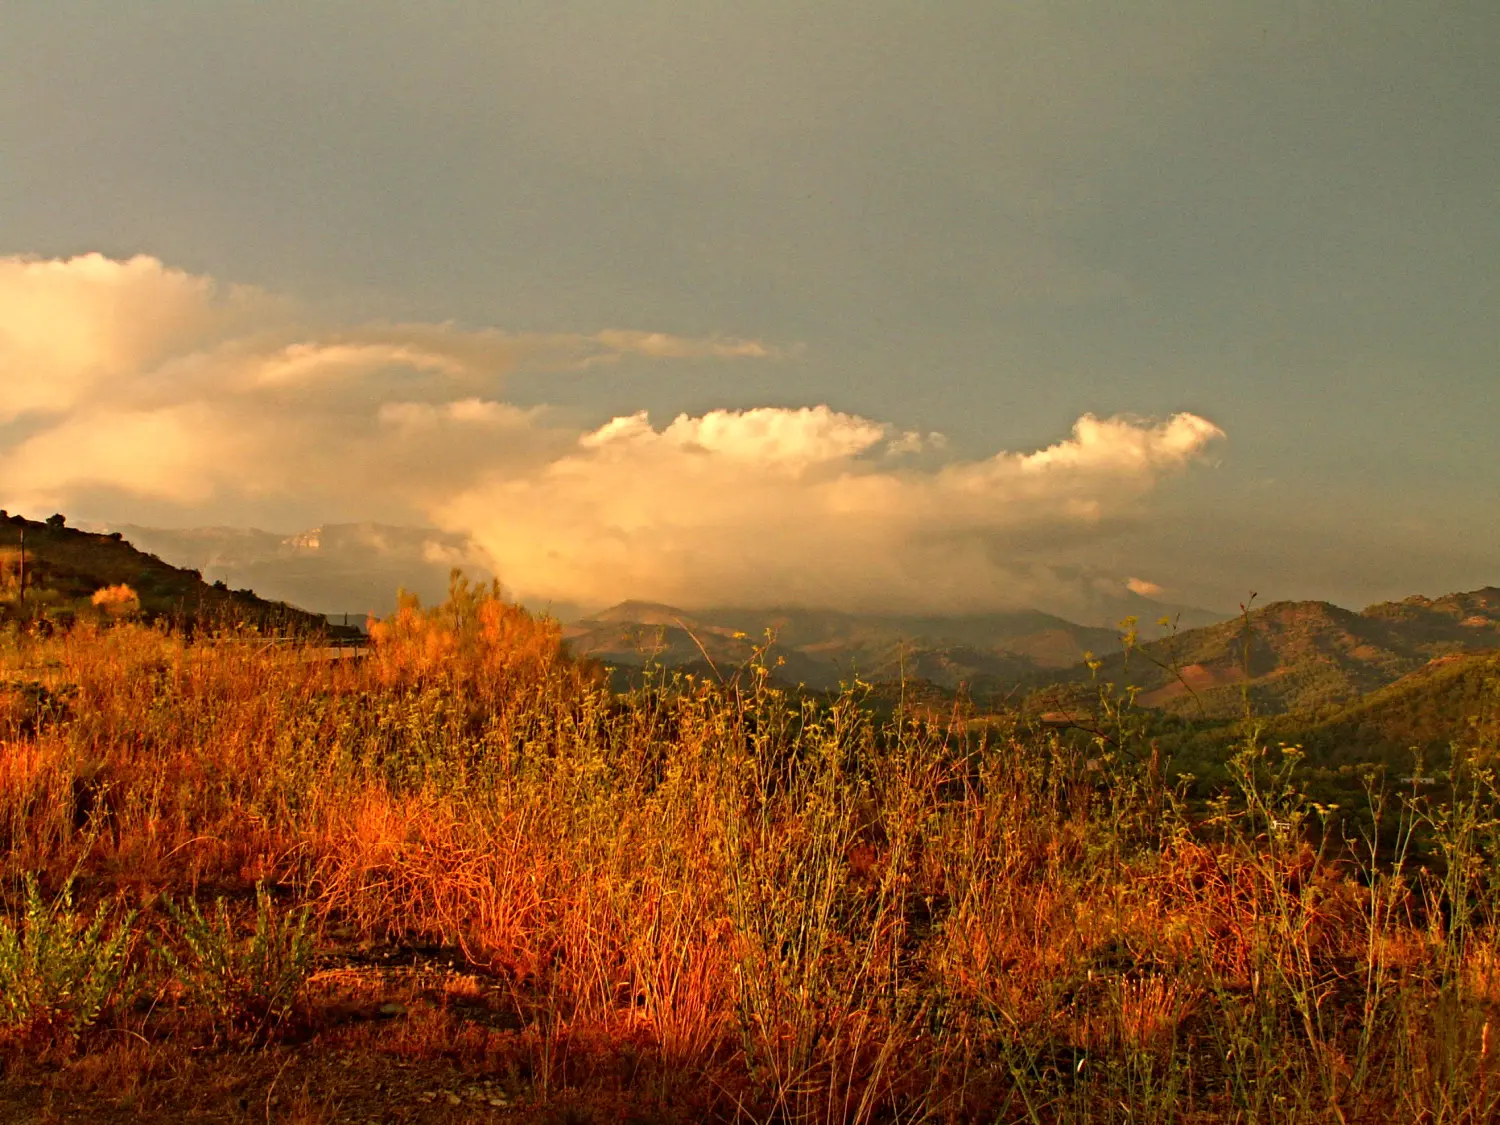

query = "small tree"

[45,514,66,529]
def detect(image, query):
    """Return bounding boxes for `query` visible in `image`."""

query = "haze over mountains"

[64,523,1497,725]
[96,522,1224,630]
[563,602,1127,691]
[96,523,496,619]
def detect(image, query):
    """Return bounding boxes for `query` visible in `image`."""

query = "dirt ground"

[0,952,700,1125]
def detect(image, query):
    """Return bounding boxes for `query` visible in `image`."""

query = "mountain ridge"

[564,601,1140,691]
[1029,587,1500,718]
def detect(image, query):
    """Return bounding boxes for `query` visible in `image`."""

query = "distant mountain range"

[569,588,1500,725]
[564,601,1197,693]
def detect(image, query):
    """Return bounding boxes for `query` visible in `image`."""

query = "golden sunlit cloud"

[1127,577,1166,598]
[442,407,1223,612]
[0,253,1226,613]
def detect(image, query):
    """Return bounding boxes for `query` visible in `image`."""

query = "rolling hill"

[1030,588,1500,719]
[0,512,335,633]
[1276,650,1500,768]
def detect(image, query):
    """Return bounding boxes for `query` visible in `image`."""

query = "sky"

[1,2,1495,616]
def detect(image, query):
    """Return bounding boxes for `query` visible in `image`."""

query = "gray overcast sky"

[1,1,1496,613]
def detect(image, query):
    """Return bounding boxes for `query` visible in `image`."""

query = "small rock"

[445,1092,463,1106]
[378,1001,407,1018]
[417,1091,435,1103]
[489,1097,509,1108]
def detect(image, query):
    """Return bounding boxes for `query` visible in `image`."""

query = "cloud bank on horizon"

[0,253,1224,614]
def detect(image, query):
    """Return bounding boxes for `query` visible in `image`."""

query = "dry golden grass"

[1,581,1498,1122]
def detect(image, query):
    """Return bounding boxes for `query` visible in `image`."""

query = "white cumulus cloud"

[441,407,1223,612]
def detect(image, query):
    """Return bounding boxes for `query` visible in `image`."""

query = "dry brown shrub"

[89,584,140,616]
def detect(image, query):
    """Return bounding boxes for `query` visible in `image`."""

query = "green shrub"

[0,875,138,1046]
[156,882,316,1043]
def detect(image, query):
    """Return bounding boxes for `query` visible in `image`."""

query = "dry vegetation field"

[1,581,1498,1123]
